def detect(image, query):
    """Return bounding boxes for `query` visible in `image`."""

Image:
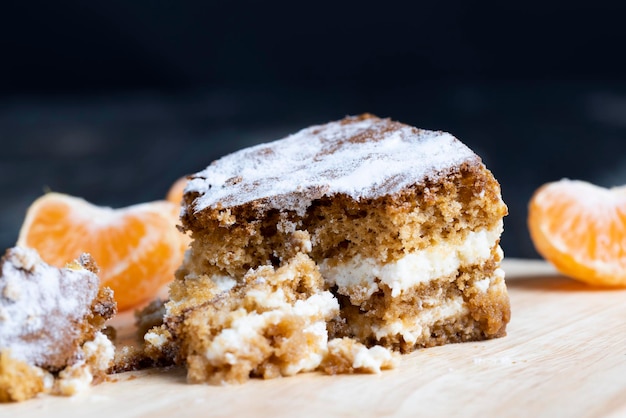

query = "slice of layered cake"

[0,247,117,402]
[150,114,509,383]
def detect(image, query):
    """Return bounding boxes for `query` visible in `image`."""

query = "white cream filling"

[370,266,506,343]
[55,362,93,396]
[202,291,339,375]
[281,320,328,376]
[320,221,503,298]
[81,331,115,372]
[474,278,491,293]
[372,295,468,344]
[351,344,397,373]
[212,275,237,292]
[145,330,169,349]
[474,267,506,293]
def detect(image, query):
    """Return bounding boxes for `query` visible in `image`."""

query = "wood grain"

[5,259,626,418]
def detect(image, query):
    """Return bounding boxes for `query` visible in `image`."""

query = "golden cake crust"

[182,114,483,227]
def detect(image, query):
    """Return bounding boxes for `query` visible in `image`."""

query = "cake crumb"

[54,362,93,396]
[321,338,398,375]
[135,299,166,338]
[52,331,114,396]
[0,351,47,402]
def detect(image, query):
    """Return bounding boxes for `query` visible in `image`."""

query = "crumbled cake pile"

[0,247,116,402]
[144,114,509,384]
[146,239,396,383]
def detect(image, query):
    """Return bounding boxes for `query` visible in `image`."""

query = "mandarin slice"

[528,179,626,287]
[166,176,189,205]
[17,193,188,310]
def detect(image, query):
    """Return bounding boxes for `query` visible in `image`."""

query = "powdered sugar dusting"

[186,115,478,216]
[0,247,100,368]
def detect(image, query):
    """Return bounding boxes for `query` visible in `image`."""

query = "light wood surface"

[6,259,626,418]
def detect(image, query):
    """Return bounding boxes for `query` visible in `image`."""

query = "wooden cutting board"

[5,259,626,418]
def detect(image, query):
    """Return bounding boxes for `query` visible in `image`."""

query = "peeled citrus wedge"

[166,176,189,205]
[17,193,188,310]
[528,179,626,287]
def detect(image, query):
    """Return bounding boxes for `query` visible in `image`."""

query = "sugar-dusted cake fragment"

[0,247,116,402]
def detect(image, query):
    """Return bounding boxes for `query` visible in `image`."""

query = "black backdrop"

[3,1,626,257]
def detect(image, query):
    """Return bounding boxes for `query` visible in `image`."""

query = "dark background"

[3,1,626,258]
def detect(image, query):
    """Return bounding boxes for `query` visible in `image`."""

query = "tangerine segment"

[166,176,193,248]
[17,193,187,310]
[166,176,189,205]
[528,179,626,287]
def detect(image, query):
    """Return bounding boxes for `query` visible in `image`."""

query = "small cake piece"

[0,351,50,403]
[135,298,167,338]
[109,300,174,373]
[160,114,509,383]
[321,338,398,375]
[0,247,117,402]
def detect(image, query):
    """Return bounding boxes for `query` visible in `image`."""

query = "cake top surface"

[0,247,100,369]
[186,114,479,216]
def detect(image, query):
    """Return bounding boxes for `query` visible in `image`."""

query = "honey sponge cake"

[162,114,509,382]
